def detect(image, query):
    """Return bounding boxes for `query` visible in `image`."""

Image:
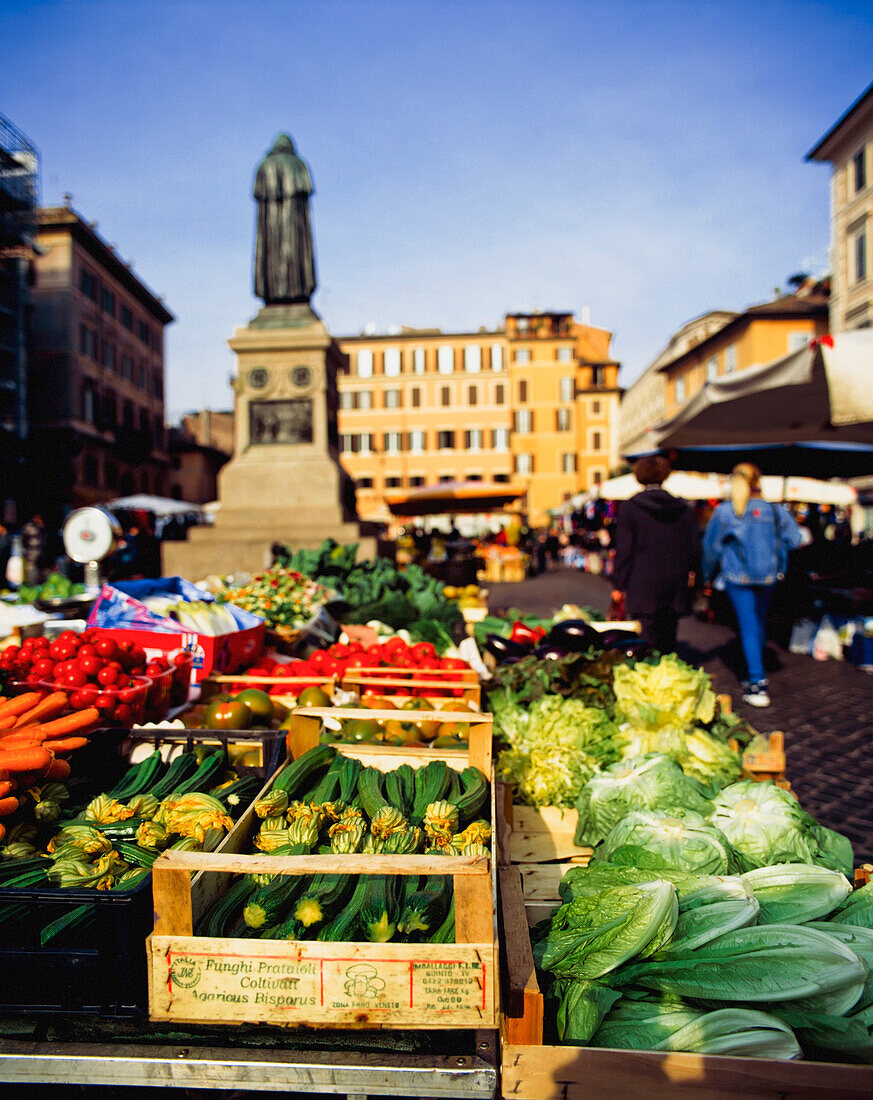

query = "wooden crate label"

[150,937,493,1025]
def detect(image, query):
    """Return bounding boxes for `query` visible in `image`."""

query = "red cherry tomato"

[330,643,351,660]
[97,665,120,686]
[411,642,438,663]
[94,638,119,661]
[76,644,97,660]
[440,657,467,671]
[172,652,191,668]
[94,692,116,713]
[63,667,88,688]
[114,703,133,725]
[129,646,147,668]
[69,690,92,710]
[79,654,104,678]
[118,685,141,705]
[309,650,327,672]
[31,658,55,679]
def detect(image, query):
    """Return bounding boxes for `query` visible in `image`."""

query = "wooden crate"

[499,863,873,1098]
[147,744,498,1030]
[286,705,492,775]
[496,782,592,869]
[201,673,336,707]
[340,670,481,706]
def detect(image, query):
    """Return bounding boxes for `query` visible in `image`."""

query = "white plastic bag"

[789,618,817,655]
[812,616,843,662]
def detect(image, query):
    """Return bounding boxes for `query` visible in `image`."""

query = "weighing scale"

[62,507,122,592]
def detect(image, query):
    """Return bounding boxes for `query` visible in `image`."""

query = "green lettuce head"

[613,654,717,730]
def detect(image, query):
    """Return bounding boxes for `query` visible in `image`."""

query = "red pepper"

[509,621,541,647]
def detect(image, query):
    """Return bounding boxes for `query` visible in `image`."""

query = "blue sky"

[4,0,872,421]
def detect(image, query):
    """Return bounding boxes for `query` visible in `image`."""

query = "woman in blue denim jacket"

[702,463,803,708]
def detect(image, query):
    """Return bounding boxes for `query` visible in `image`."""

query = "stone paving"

[487,567,873,864]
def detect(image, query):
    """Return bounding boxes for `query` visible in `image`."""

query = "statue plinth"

[163,308,373,578]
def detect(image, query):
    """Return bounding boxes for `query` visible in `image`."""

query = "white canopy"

[105,494,205,518]
[565,471,855,509]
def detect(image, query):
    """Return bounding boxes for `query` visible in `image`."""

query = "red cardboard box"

[98,623,265,683]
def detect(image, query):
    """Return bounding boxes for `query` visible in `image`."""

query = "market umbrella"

[628,332,873,477]
[593,471,728,501]
[105,494,206,518]
[385,480,527,516]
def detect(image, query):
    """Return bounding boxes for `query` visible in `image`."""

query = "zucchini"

[56,818,146,842]
[0,865,53,889]
[453,767,489,821]
[109,749,166,799]
[398,887,448,938]
[197,875,257,937]
[360,874,400,943]
[211,775,262,817]
[446,767,462,803]
[243,874,307,930]
[271,743,335,796]
[171,750,226,795]
[429,896,455,943]
[384,763,415,819]
[150,753,200,800]
[116,842,159,868]
[0,856,52,882]
[412,760,450,824]
[317,875,370,941]
[293,874,353,929]
[40,904,94,947]
[337,755,362,804]
[306,755,345,803]
[356,767,388,820]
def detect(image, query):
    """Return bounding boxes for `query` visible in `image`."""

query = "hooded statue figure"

[253,134,317,305]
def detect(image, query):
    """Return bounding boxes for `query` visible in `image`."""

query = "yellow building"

[336,311,620,527]
[660,287,829,417]
[808,80,873,332]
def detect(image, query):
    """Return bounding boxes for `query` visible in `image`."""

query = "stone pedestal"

[164,305,373,578]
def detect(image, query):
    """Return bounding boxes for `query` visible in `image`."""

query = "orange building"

[337,311,621,527]
[660,286,829,417]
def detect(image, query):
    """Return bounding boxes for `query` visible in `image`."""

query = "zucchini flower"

[382,827,422,854]
[255,824,292,853]
[362,833,386,854]
[170,836,203,851]
[254,790,290,818]
[425,841,461,857]
[28,781,70,809]
[47,826,113,857]
[5,823,37,846]
[84,794,136,825]
[125,793,160,820]
[48,850,126,890]
[461,842,490,858]
[113,868,150,890]
[285,800,322,830]
[453,820,492,849]
[318,800,347,825]
[1,841,37,860]
[286,816,320,850]
[33,799,63,825]
[160,794,234,843]
[135,821,170,850]
[329,817,366,853]
[423,800,460,839]
[370,805,408,841]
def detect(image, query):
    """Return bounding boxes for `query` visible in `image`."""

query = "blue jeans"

[725,581,774,685]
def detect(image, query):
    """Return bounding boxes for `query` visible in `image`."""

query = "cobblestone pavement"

[487,567,873,865]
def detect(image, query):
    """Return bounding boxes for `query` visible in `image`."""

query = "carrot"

[42,736,89,754]
[13,691,69,728]
[0,823,5,843]
[44,758,71,781]
[17,708,100,740]
[0,746,54,774]
[0,780,12,798]
[0,795,19,816]
[0,693,45,727]
[0,730,52,746]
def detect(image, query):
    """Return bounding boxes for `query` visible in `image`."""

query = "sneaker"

[742,683,771,708]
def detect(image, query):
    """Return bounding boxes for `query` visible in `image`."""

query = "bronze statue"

[253,134,317,305]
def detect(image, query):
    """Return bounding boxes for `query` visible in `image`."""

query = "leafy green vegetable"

[574,755,712,847]
[830,882,873,930]
[599,811,740,876]
[664,881,760,953]
[708,781,817,868]
[741,865,852,925]
[554,979,622,1045]
[655,1008,801,1058]
[612,654,717,730]
[559,861,716,905]
[591,995,704,1050]
[807,922,873,1012]
[536,880,678,980]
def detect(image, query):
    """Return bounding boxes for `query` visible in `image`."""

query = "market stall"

[1,545,873,1097]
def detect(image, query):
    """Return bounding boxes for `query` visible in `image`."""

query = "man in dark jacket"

[611,456,699,653]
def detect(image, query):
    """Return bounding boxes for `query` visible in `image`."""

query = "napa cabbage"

[741,865,852,925]
[573,754,712,847]
[599,811,741,876]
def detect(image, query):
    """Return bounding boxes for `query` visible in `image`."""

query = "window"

[437,430,455,449]
[409,475,425,487]
[409,429,426,453]
[514,408,533,433]
[136,361,147,389]
[855,228,867,283]
[384,431,402,454]
[556,408,571,431]
[340,391,356,410]
[490,344,503,371]
[592,366,606,386]
[725,345,737,374]
[359,432,375,455]
[675,376,686,403]
[413,347,426,374]
[592,468,604,485]
[518,379,528,402]
[464,428,483,451]
[138,320,151,346]
[464,345,481,373]
[515,453,534,475]
[440,385,451,407]
[560,377,574,403]
[139,409,149,434]
[439,474,454,483]
[492,427,510,451]
[121,354,133,381]
[356,476,373,489]
[121,305,133,330]
[103,341,116,371]
[788,332,810,353]
[340,434,355,453]
[706,356,718,381]
[79,324,96,359]
[561,452,577,474]
[493,472,510,483]
[153,419,164,449]
[591,431,602,451]
[384,348,401,376]
[357,349,373,378]
[438,346,454,374]
[80,268,98,301]
[557,346,573,362]
[385,476,402,488]
[468,384,478,405]
[80,383,96,422]
[82,453,99,486]
[495,383,505,405]
[411,386,421,408]
[514,348,530,363]
[101,392,117,429]
[153,373,163,400]
[592,400,601,415]
[101,288,115,316]
[358,390,373,410]
[854,147,867,193]
[385,388,402,409]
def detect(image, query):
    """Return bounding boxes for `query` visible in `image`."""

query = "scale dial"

[62,507,119,563]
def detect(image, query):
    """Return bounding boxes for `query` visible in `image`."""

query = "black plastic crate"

[0,874,153,1017]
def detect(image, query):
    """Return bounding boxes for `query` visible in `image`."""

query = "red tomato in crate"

[330,643,351,660]
[94,638,119,661]
[76,644,97,660]
[79,654,104,678]
[440,657,468,671]
[98,666,120,686]
[309,650,328,671]
[411,642,438,663]
[94,692,116,715]
[62,667,88,689]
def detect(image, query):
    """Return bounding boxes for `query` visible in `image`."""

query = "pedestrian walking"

[611,455,699,653]
[701,462,803,708]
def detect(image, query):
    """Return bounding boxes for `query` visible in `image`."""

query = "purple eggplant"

[603,637,652,659]
[484,634,533,662]
[544,619,601,652]
[595,628,641,648]
[531,643,571,661]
